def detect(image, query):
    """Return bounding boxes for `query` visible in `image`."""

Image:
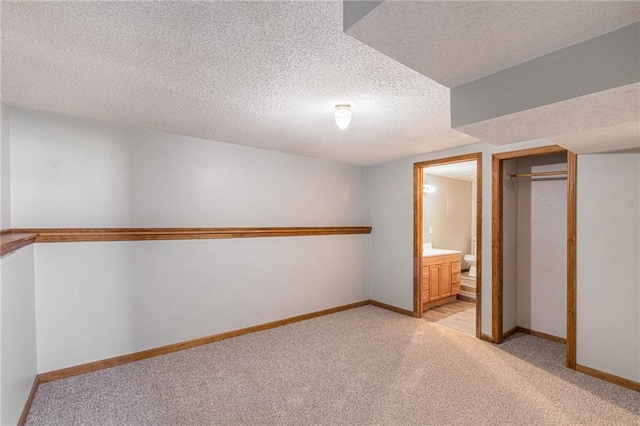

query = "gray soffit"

[1,1,476,166]
[451,23,640,129]
[343,1,383,32]
[345,1,640,88]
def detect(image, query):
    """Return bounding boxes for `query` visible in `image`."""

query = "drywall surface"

[365,138,553,335]
[10,107,365,228]
[1,245,37,425]
[502,159,518,333]
[516,155,567,338]
[1,102,10,229]
[8,107,369,373]
[423,174,472,257]
[35,236,368,372]
[577,153,639,382]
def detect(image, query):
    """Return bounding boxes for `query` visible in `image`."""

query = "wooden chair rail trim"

[0,233,38,257]
[2,226,371,249]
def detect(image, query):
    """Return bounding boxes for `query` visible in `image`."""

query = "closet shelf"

[509,171,567,178]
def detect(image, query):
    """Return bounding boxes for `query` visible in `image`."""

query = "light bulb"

[423,184,435,193]
[334,104,351,130]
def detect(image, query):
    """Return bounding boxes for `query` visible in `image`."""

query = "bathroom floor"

[423,300,476,336]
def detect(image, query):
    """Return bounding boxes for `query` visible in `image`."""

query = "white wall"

[516,154,567,338]
[1,103,10,229]
[1,246,37,426]
[423,174,472,256]
[577,152,639,382]
[11,107,364,228]
[365,138,554,335]
[10,107,369,373]
[35,237,367,372]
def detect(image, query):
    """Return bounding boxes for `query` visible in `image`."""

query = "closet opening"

[413,153,482,338]
[492,145,577,369]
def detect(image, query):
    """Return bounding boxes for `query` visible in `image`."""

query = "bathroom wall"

[516,153,567,338]
[9,106,369,373]
[423,174,472,257]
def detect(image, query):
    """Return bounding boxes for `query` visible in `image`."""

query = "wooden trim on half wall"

[11,227,372,243]
[413,153,483,339]
[491,145,577,369]
[0,232,38,257]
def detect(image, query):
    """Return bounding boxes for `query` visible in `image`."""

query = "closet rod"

[509,170,567,178]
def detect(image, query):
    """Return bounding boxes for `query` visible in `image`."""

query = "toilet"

[464,238,477,278]
[464,254,477,278]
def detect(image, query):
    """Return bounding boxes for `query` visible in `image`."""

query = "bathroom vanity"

[421,249,462,310]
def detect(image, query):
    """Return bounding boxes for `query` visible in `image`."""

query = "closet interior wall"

[503,153,568,339]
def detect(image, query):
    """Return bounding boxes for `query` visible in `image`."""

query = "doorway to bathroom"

[413,153,482,338]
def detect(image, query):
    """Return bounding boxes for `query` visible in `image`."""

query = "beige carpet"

[27,306,640,425]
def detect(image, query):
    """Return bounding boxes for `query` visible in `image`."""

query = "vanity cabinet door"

[429,266,440,300]
[440,264,452,297]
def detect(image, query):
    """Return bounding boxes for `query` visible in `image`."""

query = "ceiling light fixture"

[334,104,351,130]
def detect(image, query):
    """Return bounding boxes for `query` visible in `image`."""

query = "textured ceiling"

[346,1,640,88]
[549,122,640,155]
[424,161,476,182]
[0,1,477,166]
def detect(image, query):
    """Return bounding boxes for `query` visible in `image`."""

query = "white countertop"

[422,248,461,257]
